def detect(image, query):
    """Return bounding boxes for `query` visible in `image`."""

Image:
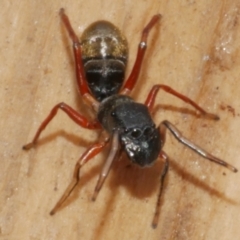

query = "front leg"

[161,120,237,172]
[152,150,169,229]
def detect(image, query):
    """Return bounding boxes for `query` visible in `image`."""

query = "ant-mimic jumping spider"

[23,8,237,228]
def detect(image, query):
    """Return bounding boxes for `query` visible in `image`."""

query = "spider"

[23,8,237,228]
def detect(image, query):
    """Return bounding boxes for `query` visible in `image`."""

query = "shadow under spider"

[52,151,238,219]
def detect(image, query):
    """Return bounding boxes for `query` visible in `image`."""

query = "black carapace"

[23,8,237,228]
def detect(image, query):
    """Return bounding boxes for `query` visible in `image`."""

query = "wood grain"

[1,0,240,239]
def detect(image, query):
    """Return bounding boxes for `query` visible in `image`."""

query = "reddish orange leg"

[121,14,161,95]
[145,84,219,120]
[23,102,101,150]
[50,132,109,215]
[59,8,98,111]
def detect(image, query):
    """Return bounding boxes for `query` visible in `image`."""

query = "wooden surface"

[1,0,240,239]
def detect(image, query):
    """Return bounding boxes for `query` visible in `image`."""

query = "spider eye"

[130,129,142,139]
[143,127,153,137]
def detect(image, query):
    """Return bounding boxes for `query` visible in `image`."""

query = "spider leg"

[152,151,169,229]
[145,84,219,120]
[92,131,120,201]
[151,122,169,228]
[152,120,237,228]
[162,120,237,172]
[23,102,101,150]
[120,14,161,95]
[50,131,109,215]
[59,8,99,111]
